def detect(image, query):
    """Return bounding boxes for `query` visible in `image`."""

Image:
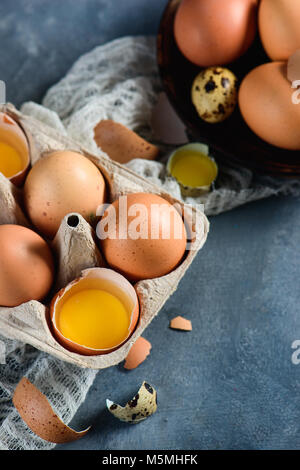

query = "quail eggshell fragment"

[124,337,152,370]
[170,316,192,331]
[93,120,159,164]
[50,267,139,356]
[191,67,238,123]
[106,381,157,423]
[13,377,90,443]
[24,150,106,239]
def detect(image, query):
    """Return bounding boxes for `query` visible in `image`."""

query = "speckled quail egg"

[191,67,238,123]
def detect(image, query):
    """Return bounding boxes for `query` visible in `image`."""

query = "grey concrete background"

[0,0,300,450]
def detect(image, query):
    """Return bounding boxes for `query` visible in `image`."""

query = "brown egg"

[99,193,187,281]
[0,225,54,307]
[259,0,300,61]
[13,377,90,443]
[239,62,300,150]
[24,150,106,239]
[93,120,159,164]
[174,0,257,67]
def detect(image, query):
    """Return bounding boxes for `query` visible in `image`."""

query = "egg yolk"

[57,289,130,350]
[0,141,23,178]
[170,149,217,187]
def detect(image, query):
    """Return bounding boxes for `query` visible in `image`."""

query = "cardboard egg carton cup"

[0,103,209,369]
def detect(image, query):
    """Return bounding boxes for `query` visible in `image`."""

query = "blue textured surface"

[0,0,300,450]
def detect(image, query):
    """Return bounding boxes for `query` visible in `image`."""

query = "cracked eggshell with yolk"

[50,267,139,356]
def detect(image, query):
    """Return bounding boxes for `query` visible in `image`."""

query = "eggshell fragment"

[93,120,159,164]
[151,93,188,145]
[124,337,152,370]
[287,50,300,83]
[13,377,90,443]
[106,381,157,423]
[170,316,192,331]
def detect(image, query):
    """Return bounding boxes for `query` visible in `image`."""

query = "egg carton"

[0,103,209,369]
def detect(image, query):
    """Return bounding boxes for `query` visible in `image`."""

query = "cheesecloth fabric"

[0,35,299,450]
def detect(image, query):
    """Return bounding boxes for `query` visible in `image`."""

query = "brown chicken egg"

[239,61,300,150]
[287,50,300,83]
[259,0,300,61]
[174,0,258,67]
[0,225,54,307]
[24,150,106,239]
[98,193,187,281]
[0,112,30,186]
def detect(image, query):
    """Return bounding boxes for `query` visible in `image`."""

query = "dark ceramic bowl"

[157,0,300,177]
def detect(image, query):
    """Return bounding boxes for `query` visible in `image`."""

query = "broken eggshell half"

[0,112,31,186]
[106,381,157,423]
[50,267,140,356]
[13,377,90,444]
[167,143,218,198]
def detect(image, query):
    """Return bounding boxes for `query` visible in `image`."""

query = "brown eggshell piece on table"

[93,120,159,164]
[124,337,152,370]
[13,377,90,443]
[24,150,106,240]
[170,316,192,331]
